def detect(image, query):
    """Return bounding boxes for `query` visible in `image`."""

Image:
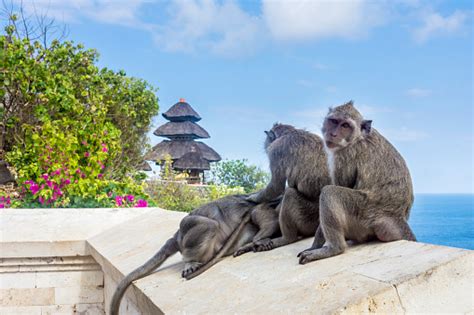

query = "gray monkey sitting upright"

[236,123,331,255]
[298,101,416,264]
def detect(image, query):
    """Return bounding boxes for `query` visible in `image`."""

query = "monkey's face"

[322,115,371,150]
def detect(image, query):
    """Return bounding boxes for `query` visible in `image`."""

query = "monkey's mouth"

[325,141,339,149]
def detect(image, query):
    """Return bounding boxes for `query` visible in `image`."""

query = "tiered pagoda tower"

[145,98,221,183]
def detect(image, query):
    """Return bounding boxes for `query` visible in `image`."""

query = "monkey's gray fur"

[239,123,331,254]
[298,101,416,264]
[110,194,281,315]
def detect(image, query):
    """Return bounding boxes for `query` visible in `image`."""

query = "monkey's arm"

[248,160,286,203]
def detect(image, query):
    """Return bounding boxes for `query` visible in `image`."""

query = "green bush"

[1,13,158,208]
[145,156,245,212]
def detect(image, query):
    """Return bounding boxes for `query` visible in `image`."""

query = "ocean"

[409,194,474,250]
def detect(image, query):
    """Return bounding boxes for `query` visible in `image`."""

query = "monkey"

[298,101,417,265]
[238,123,331,255]
[110,194,281,315]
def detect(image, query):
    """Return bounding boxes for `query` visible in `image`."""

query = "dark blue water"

[409,194,473,250]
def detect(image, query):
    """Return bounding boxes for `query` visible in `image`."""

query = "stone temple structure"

[145,98,221,183]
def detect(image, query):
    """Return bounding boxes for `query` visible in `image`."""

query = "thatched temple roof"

[144,140,221,162]
[153,121,210,139]
[173,151,210,171]
[162,98,201,122]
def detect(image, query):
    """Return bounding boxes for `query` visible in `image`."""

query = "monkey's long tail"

[185,212,252,280]
[110,233,179,315]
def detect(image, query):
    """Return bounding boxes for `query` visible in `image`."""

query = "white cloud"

[413,10,469,43]
[152,0,263,57]
[405,88,432,97]
[262,0,387,41]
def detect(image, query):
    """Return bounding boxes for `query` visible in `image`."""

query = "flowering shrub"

[0,196,11,208]
[1,15,158,208]
[4,120,153,208]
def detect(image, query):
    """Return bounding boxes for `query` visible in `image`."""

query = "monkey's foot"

[182,262,203,278]
[233,243,254,257]
[297,246,344,264]
[252,238,274,252]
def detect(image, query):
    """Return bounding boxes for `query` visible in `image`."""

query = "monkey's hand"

[233,243,254,257]
[252,238,274,252]
[182,262,203,278]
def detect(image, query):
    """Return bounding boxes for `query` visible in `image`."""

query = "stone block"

[55,286,104,305]
[0,288,54,306]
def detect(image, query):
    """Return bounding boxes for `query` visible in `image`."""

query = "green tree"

[209,159,269,193]
[1,11,158,181]
[0,9,158,207]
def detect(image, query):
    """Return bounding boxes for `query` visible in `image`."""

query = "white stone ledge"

[0,208,151,258]
[1,208,473,314]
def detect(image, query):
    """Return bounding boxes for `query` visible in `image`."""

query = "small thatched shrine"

[145,98,221,183]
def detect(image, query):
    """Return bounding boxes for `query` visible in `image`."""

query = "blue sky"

[11,0,473,193]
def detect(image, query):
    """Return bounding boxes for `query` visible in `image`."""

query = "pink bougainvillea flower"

[84,152,90,158]
[126,195,134,203]
[102,146,108,153]
[52,169,61,176]
[115,196,123,207]
[97,173,104,179]
[42,174,49,180]
[136,199,148,208]
[0,204,4,209]
[64,179,71,185]
[46,180,53,188]
[29,184,40,195]
[39,196,45,204]
[82,140,88,145]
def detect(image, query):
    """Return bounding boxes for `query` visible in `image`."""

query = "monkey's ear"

[265,130,276,141]
[361,120,372,134]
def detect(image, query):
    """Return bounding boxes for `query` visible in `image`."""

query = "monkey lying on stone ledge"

[110,194,281,315]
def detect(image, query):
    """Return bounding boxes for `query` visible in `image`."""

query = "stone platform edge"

[1,208,473,314]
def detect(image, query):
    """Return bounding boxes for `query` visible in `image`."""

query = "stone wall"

[0,256,104,314]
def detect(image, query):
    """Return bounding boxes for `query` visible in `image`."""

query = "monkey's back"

[269,129,331,200]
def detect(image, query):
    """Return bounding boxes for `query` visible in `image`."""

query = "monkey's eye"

[328,118,339,125]
[341,123,350,129]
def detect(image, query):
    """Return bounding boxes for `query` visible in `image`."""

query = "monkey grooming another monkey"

[298,101,416,264]
[237,123,331,255]
[110,194,280,315]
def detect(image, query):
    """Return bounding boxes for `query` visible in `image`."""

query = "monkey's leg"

[252,188,305,252]
[374,217,417,242]
[180,215,219,278]
[298,186,366,264]
[234,203,280,257]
